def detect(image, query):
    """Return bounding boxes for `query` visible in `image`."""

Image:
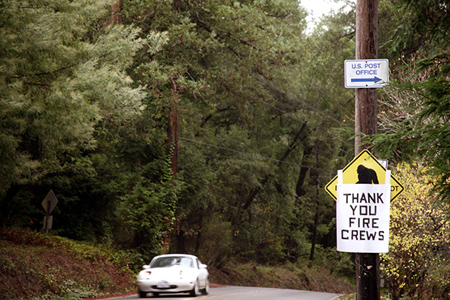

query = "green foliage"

[210,260,354,294]
[0,0,147,233]
[119,172,176,257]
[198,215,233,267]
[1,229,355,299]
[121,0,330,262]
[386,0,450,54]
[0,228,144,268]
[0,0,179,258]
[381,163,450,299]
[1,0,358,268]
[369,0,450,204]
[0,0,146,193]
[0,229,139,299]
[373,51,450,201]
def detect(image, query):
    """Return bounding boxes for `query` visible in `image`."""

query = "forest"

[1,0,450,298]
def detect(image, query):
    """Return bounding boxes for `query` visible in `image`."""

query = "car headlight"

[140,271,151,280]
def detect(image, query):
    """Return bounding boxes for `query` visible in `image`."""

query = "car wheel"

[190,279,199,297]
[201,278,210,295]
[139,290,147,298]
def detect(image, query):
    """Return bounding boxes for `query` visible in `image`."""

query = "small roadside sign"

[325,150,404,201]
[42,189,58,233]
[336,169,392,253]
[344,59,389,88]
[42,189,58,214]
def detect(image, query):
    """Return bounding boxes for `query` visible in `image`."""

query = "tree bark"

[355,0,380,299]
[295,146,313,198]
[243,123,307,210]
[309,147,321,263]
[168,79,179,180]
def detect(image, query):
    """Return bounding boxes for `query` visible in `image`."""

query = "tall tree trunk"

[167,97,178,180]
[176,230,186,254]
[309,205,319,263]
[162,0,182,254]
[104,0,121,26]
[173,0,181,11]
[243,123,307,210]
[295,146,313,198]
[0,184,21,228]
[309,147,320,263]
[195,210,203,254]
[232,189,246,238]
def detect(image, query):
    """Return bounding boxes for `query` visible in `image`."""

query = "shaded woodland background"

[1,0,450,298]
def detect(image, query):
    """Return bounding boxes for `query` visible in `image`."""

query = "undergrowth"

[1,229,355,299]
[209,262,354,294]
[0,229,143,300]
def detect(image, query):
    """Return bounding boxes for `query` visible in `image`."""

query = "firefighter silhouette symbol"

[356,165,379,184]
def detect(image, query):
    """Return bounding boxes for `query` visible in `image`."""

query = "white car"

[137,254,210,298]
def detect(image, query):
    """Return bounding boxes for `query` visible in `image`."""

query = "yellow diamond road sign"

[325,150,404,201]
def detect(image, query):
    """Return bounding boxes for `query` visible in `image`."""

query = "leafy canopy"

[0,0,146,196]
[370,0,450,202]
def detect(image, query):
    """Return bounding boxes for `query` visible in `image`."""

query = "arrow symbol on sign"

[351,76,382,83]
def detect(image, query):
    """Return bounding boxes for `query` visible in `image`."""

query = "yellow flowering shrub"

[381,163,450,299]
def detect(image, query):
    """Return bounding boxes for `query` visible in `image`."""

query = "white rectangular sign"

[336,170,391,253]
[344,59,389,88]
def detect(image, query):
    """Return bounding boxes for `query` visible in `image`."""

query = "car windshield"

[151,256,194,268]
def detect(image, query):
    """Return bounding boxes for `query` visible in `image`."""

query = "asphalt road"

[108,286,343,300]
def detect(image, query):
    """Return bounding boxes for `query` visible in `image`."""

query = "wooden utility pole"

[355,0,380,299]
